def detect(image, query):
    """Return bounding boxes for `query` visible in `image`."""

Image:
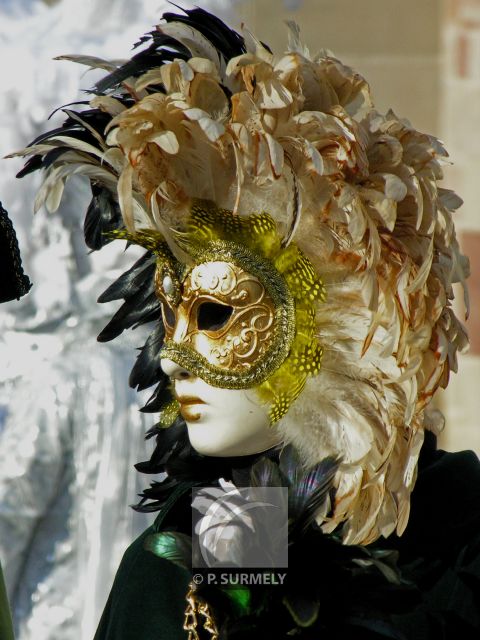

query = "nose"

[160,357,192,380]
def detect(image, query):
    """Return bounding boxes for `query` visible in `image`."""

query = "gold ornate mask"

[115,200,325,423]
[157,235,297,391]
[159,260,277,373]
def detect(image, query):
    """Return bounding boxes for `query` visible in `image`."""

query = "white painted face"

[160,358,282,457]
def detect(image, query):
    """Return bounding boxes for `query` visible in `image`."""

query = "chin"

[186,423,254,457]
[187,424,280,458]
[191,443,234,457]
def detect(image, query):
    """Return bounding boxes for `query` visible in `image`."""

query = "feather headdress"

[10,7,469,545]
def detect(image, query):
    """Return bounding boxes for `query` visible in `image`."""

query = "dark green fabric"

[94,526,190,640]
[387,448,480,639]
[0,562,14,640]
[94,447,480,640]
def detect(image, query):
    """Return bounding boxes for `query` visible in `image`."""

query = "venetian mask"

[159,259,277,374]
[117,200,326,428]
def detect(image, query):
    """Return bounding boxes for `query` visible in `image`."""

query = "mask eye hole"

[162,302,176,329]
[197,302,233,331]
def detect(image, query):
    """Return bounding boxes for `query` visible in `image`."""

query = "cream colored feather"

[13,17,469,546]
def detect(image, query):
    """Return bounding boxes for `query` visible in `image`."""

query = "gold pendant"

[183,581,219,640]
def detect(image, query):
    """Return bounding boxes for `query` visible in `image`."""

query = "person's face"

[153,198,325,456]
[157,256,285,456]
[160,357,282,457]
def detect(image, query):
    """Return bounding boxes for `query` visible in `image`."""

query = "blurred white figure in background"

[0,1,236,638]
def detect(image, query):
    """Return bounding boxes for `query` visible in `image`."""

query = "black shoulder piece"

[0,202,32,303]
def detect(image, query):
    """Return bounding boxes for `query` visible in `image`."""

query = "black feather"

[40,146,73,169]
[129,321,166,390]
[134,419,188,478]
[26,123,84,147]
[97,290,160,342]
[278,443,303,487]
[84,183,123,250]
[132,479,178,511]
[63,107,112,134]
[17,107,113,179]
[139,377,170,413]
[97,252,156,302]
[94,33,190,95]
[96,253,159,339]
[249,456,284,488]
[16,147,81,179]
[17,151,73,180]
[16,155,44,179]
[47,99,90,119]
[26,108,110,147]
[287,455,339,536]
[162,7,247,60]
[95,8,248,97]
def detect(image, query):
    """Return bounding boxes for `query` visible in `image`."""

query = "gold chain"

[183,582,219,640]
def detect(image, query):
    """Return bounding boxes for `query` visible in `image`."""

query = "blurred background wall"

[440,0,480,452]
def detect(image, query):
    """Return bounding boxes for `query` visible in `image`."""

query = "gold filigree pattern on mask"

[158,239,296,389]
[163,260,276,371]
